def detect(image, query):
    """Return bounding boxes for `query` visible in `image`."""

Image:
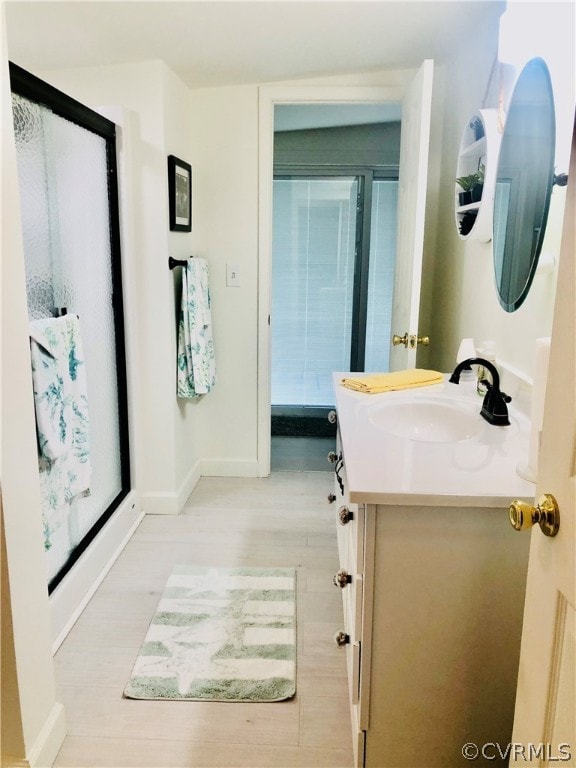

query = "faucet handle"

[480,387,511,426]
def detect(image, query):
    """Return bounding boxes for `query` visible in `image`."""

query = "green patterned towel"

[29,315,91,549]
[177,258,216,398]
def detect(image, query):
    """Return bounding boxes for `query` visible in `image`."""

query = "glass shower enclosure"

[10,64,130,592]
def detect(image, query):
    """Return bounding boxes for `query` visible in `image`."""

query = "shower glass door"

[11,66,130,592]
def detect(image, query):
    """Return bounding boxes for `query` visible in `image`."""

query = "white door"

[510,123,575,767]
[389,59,434,371]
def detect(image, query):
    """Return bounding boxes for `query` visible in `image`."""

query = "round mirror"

[493,57,556,312]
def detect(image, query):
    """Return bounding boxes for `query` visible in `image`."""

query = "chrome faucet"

[449,357,512,426]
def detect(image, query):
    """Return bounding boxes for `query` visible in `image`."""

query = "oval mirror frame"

[493,57,556,312]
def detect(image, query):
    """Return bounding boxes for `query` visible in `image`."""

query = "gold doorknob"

[393,333,430,349]
[393,333,409,347]
[509,493,560,537]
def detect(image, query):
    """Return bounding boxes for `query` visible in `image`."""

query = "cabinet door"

[338,504,364,689]
[334,502,361,644]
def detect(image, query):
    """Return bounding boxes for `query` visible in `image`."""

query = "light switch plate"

[226,264,241,287]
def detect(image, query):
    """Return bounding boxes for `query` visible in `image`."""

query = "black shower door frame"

[9,62,131,593]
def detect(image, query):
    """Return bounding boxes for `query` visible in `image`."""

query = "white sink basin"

[362,395,485,443]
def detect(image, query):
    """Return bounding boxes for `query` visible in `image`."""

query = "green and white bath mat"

[124,566,296,702]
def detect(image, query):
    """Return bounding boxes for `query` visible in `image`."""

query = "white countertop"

[334,373,536,507]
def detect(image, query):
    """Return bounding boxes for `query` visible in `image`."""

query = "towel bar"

[169,257,191,270]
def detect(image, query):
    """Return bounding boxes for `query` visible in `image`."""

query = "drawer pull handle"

[334,454,344,494]
[333,570,352,588]
[327,493,336,504]
[327,410,337,424]
[334,630,350,647]
[327,451,339,464]
[338,506,353,525]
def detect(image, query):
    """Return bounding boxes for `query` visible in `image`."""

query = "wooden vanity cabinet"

[332,440,530,768]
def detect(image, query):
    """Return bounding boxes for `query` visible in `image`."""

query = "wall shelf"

[459,137,486,157]
[456,202,481,213]
[454,109,501,242]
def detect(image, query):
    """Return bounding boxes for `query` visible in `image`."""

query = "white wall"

[1,11,66,765]
[162,65,205,488]
[431,2,575,385]
[188,84,260,476]
[187,70,422,474]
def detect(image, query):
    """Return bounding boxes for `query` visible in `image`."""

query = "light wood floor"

[53,472,353,768]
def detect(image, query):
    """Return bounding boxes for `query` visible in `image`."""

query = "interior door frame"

[257,84,406,477]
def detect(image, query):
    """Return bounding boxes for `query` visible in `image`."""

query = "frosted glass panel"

[13,93,124,585]
[12,95,56,319]
[365,180,398,372]
[272,178,358,407]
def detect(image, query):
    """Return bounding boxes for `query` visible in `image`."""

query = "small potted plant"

[456,163,485,206]
[471,162,485,202]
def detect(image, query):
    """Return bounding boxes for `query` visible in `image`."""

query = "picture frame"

[167,155,192,232]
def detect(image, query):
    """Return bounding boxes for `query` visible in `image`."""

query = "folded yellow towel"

[341,369,444,394]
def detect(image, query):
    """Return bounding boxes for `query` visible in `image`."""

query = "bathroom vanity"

[330,374,535,768]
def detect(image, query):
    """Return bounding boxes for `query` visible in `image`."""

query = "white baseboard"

[50,491,143,652]
[200,458,259,477]
[26,702,66,768]
[141,459,201,515]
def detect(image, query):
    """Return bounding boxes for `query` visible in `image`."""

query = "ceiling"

[5,1,505,89]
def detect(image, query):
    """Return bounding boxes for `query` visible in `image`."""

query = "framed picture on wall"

[168,155,192,232]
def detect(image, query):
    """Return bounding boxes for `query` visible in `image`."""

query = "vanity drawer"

[334,502,365,701]
[333,451,365,639]
[331,435,368,767]
[334,572,364,767]
[336,501,364,575]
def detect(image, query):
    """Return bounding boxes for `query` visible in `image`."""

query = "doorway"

[270,108,400,469]
[258,67,434,477]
